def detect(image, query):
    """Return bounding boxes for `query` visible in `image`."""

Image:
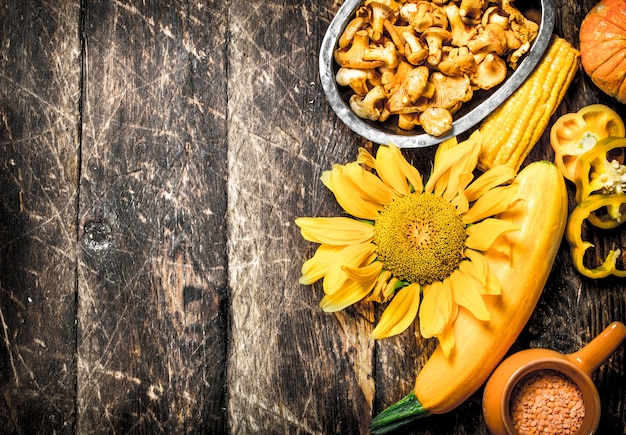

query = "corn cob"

[477,36,580,172]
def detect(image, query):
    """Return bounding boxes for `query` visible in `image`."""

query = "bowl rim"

[319,0,557,148]
[500,359,601,435]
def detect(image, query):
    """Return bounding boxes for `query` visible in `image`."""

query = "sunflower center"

[373,192,466,284]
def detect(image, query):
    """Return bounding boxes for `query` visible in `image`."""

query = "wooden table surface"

[0,0,624,433]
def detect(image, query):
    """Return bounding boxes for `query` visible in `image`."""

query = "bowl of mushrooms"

[319,0,556,148]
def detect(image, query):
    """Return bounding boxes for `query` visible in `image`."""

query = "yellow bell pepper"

[566,193,626,279]
[573,136,626,205]
[550,104,625,182]
[566,136,626,278]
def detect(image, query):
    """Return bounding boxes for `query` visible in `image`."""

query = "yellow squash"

[370,161,568,434]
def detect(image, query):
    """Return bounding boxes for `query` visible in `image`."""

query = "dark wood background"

[0,0,623,433]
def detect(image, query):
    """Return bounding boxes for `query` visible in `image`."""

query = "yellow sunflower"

[296,131,522,357]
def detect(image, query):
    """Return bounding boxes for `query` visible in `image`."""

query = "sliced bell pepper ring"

[550,104,625,182]
[573,136,626,204]
[566,193,626,279]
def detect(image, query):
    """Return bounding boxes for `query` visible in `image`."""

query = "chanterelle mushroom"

[386,65,430,112]
[349,85,388,121]
[481,5,510,29]
[419,107,453,136]
[504,29,522,51]
[364,39,399,69]
[365,1,397,42]
[445,4,478,47]
[381,60,413,93]
[471,53,507,90]
[365,0,400,11]
[331,0,540,136]
[429,72,473,110]
[398,113,420,130]
[439,46,476,77]
[499,0,539,68]
[334,30,385,69]
[422,27,452,66]
[336,67,381,96]
[383,21,413,56]
[468,23,508,55]
[338,17,367,49]
[459,0,485,20]
[403,31,429,65]
[401,1,448,33]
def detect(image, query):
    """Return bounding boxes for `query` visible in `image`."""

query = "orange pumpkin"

[579,0,626,103]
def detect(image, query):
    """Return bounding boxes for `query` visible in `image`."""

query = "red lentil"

[509,369,585,434]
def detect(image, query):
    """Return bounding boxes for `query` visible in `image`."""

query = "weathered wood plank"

[77,0,229,432]
[226,2,378,433]
[0,1,81,432]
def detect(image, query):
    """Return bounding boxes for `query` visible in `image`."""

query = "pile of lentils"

[509,369,585,434]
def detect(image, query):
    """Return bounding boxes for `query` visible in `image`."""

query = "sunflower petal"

[341,162,396,205]
[437,325,456,358]
[465,218,519,251]
[485,267,502,295]
[433,167,450,198]
[418,283,441,337]
[464,249,486,281]
[296,217,374,245]
[432,136,459,174]
[321,165,383,220]
[300,244,345,285]
[357,146,376,169]
[320,276,376,312]
[463,135,482,171]
[464,165,516,203]
[450,269,491,321]
[398,150,424,193]
[419,280,455,338]
[367,269,392,303]
[375,145,411,195]
[383,278,403,301]
[343,260,383,282]
[458,171,474,194]
[442,151,479,202]
[488,240,513,259]
[323,242,376,295]
[463,249,500,295]
[426,131,481,194]
[458,260,500,295]
[436,136,459,155]
[370,283,421,339]
[376,145,425,194]
[449,171,474,212]
[461,183,520,224]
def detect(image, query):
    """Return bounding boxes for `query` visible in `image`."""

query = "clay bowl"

[482,321,626,435]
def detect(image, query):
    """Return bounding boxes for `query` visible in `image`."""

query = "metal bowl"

[319,0,556,148]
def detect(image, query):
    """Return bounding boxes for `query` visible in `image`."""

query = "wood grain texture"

[77,0,229,432]
[0,0,623,433]
[0,1,80,432]
[226,2,376,433]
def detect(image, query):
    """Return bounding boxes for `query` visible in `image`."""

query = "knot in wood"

[82,220,112,251]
